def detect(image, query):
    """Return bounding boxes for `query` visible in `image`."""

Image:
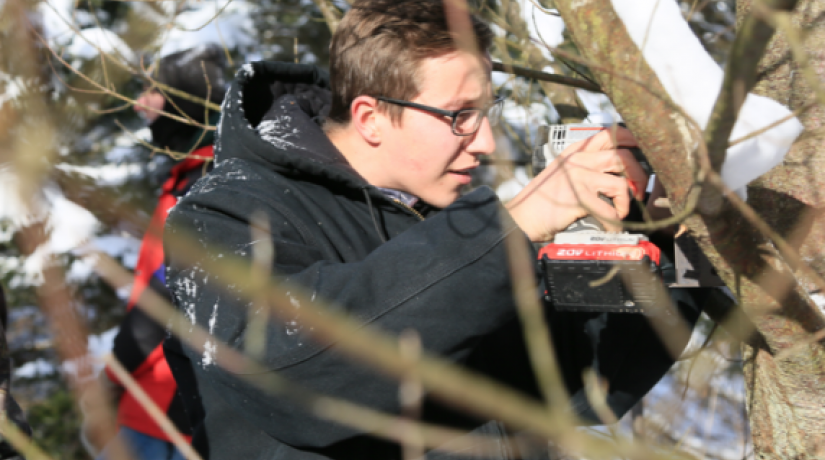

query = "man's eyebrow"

[445,95,490,109]
[447,98,474,108]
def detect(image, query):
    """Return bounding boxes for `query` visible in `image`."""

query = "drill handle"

[563,194,614,233]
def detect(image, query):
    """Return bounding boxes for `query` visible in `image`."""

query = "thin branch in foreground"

[104,356,203,460]
[246,212,274,361]
[398,330,424,460]
[504,227,572,417]
[706,170,825,310]
[312,0,343,33]
[0,417,52,460]
[727,101,815,147]
[113,119,215,161]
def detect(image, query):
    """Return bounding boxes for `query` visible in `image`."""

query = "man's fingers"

[574,171,631,232]
[565,148,648,201]
[560,127,637,155]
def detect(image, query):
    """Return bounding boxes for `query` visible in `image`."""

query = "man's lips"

[448,166,477,184]
[448,164,479,174]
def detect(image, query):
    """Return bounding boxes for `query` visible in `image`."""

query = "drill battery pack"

[538,232,664,314]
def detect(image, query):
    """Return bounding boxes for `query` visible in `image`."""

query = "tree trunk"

[553,1,825,457]
[738,1,825,456]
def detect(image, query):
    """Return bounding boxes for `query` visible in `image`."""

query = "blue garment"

[97,427,186,460]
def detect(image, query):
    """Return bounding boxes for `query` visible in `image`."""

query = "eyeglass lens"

[453,100,503,135]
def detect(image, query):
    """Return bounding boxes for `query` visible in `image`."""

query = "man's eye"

[455,111,476,123]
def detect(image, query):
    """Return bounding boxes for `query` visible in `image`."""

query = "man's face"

[134,88,166,123]
[374,50,496,208]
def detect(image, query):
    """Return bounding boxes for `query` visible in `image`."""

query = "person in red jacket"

[96,44,227,460]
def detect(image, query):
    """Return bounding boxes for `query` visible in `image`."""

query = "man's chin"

[423,191,461,209]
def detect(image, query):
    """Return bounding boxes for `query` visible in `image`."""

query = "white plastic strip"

[609,0,803,195]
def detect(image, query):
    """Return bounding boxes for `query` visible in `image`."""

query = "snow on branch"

[610,0,803,197]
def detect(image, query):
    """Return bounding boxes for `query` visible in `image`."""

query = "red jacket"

[106,146,213,441]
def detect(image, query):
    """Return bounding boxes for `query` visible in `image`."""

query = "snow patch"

[208,300,219,334]
[811,293,825,316]
[38,0,80,44]
[611,0,803,197]
[0,72,33,109]
[258,115,301,150]
[157,1,256,58]
[202,341,217,367]
[15,359,57,379]
[576,90,622,122]
[66,27,135,62]
[56,163,144,186]
[240,63,255,78]
[193,160,258,194]
[502,99,554,128]
[79,235,141,269]
[57,327,118,379]
[88,327,119,359]
[1,169,100,285]
[518,0,564,61]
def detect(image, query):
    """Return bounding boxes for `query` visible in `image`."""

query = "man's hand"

[507,127,648,242]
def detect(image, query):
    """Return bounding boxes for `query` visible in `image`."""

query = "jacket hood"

[215,61,368,191]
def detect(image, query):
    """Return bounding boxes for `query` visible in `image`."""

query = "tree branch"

[492,61,602,92]
[701,0,799,214]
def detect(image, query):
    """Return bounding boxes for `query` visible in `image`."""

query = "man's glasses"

[375,95,505,136]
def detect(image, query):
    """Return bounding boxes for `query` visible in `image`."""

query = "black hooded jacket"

[163,61,705,460]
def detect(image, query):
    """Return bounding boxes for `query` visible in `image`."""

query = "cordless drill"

[532,124,664,314]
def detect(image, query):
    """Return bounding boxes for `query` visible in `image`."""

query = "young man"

[163,1,705,459]
[95,44,227,460]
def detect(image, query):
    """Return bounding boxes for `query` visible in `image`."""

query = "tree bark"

[738,1,825,457]
[553,1,825,457]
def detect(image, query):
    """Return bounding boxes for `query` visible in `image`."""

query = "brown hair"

[325,0,493,128]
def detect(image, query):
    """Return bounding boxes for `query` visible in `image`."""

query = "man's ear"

[350,95,381,145]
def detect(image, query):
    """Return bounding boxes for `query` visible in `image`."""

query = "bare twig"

[728,100,815,147]
[312,0,343,33]
[504,228,572,418]
[113,119,214,161]
[0,417,52,460]
[398,330,425,460]
[492,61,602,92]
[246,212,273,361]
[105,356,204,460]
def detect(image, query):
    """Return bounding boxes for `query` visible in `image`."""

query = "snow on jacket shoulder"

[164,61,533,459]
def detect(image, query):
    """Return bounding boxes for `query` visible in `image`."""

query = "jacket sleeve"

[165,184,532,449]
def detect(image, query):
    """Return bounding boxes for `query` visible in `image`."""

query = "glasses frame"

[375,95,505,136]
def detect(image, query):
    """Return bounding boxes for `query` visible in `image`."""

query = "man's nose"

[467,116,496,156]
